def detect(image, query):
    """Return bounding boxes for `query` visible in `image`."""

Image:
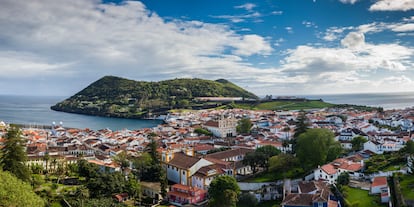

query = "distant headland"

[50,76,378,119]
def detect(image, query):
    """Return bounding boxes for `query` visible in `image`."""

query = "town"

[1,105,414,207]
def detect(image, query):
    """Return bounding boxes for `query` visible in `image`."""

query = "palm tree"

[75,186,90,207]
[51,158,57,173]
[43,153,50,174]
[283,126,291,139]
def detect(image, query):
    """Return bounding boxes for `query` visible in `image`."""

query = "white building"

[314,155,364,184]
[203,115,237,138]
[165,152,213,186]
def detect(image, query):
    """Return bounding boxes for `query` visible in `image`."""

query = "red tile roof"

[321,164,337,175]
[372,176,387,187]
[168,152,200,169]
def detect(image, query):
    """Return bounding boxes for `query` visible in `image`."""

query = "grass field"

[233,100,333,111]
[343,186,385,207]
[400,175,414,200]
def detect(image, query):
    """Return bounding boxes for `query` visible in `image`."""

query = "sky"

[1,0,414,96]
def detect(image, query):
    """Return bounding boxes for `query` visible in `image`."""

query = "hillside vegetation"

[51,76,258,118]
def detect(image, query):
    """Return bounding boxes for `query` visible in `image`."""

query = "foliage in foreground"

[0,170,44,207]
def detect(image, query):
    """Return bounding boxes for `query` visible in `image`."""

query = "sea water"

[0,95,162,131]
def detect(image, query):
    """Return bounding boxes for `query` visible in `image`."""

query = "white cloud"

[271,11,283,15]
[339,0,359,4]
[322,26,353,41]
[279,32,413,91]
[231,35,273,56]
[375,76,414,92]
[285,27,294,33]
[341,32,365,49]
[369,0,414,11]
[235,3,256,11]
[403,16,414,21]
[390,23,414,32]
[302,21,317,28]
[210,12,261,23]
[0,0,277,95]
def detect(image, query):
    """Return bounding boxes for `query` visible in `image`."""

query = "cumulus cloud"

[341,32,365,49]
[279,32,413,93]
[369,0,414,11]
[0,0,276,95]
[390,23,414,32]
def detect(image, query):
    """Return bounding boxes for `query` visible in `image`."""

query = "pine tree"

[0,125,30,182]
[294,110,309,138]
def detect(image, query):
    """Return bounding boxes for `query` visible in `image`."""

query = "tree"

[0,170,44,207]
[351,136,368,151]
[75,186,90,207]
[237,192,258,207]
[237,118,252,134]
[43,153,50,174]
[269,153,298,177]
[208,175,240,207]
[242,152,265,174]
[294,111,309,138]
[283,126,291,139]
[114,151,130,173]
[194,128,213,136]
[126,175,141,204]
[0,126,30,181]
[159,167,168,199]
[133,152,152,179]
[337,172,350,186]
[402,140,414,155]
[256,145,281,170]
[296,128,341,170]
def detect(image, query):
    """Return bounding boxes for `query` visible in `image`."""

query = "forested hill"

[51,76,258,118]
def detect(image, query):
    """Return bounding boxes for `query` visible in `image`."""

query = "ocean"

[304,92,414,110]
[0,92,413,131]
[0,95,162,131]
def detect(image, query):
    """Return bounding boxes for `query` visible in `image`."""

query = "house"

[113,193,129,203]
[205,148,254,176]
[281,180,339,207]
[371,176,387,194]
[141,181,164,202]
[408,155,414,174]
[337,128,367,141]
[191,164,224,190]
[165,152,213,186]
[314,155,364,184]
[371,176,390,203]
[167,184,207,205]
[88,159,121,173]
[238,182,282,202]
[363,140,403,154]
[203,115,237,138]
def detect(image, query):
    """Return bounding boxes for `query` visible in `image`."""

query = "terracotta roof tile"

[372,176,387,187]
[168,152,200,169]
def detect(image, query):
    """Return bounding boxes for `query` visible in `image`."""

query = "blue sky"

[0,0,414,96]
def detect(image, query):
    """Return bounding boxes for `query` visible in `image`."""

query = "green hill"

[51,76,258,118]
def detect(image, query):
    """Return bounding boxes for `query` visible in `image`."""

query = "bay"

[0,95,162,131]
[1,92,414,131]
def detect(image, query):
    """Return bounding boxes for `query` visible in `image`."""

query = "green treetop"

[237,118,252,134]
[208,175,240,207]
[0,125,30,181]
[296,128,342,170]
